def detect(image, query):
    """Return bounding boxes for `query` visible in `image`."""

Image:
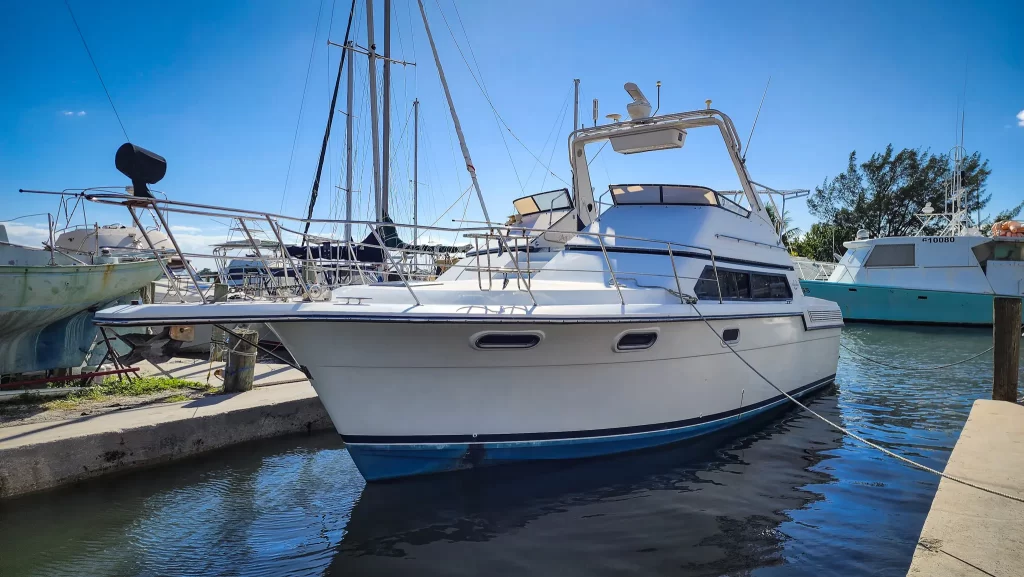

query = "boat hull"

[269,314,840,481]
[0,260,163,374]
[799,280,1014,326]
[344,377,833,480]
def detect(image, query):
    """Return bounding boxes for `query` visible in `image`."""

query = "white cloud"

[77,111,86,116]
[166,228,231,270]
[0,221,51,248]
[60,110,87,117]
[62,111,73,116]
[1017,109,1024,127]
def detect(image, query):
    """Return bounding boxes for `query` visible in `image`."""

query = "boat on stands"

[92,80,842,481]
[0,221,163,376]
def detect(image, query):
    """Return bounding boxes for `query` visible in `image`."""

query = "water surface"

[0,325,1002,576]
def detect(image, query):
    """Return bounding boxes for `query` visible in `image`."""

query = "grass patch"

[95,376,209,397]
[0,376,219,418]
[27,376,213,411]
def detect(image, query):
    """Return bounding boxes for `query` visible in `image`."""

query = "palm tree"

[766,205,801,248]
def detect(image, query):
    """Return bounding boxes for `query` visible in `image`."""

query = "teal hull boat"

[799,280,1021,326]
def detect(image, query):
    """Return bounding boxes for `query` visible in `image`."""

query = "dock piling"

[992,296,1021,402]
[224,328,258,393]
[209,283,230,361]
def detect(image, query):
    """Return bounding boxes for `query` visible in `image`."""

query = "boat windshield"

[513,188,573,216]
[609,184,750,217]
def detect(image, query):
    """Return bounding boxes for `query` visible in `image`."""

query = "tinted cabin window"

[993,243,1024,262]
[864,244,915,267]
[751,273,793,299]
[695,266,792,301]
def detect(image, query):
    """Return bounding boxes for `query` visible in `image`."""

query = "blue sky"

[1,0,1021,253]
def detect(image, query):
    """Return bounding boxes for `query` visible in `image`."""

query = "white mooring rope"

[690,303,1024,506]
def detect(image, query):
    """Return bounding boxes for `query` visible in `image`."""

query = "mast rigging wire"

[526,86,572,191]
[430,0,569,187]
[448,0,525,195]
[303,0,358,241]
[62,0,130,142]
[281,0,327,212]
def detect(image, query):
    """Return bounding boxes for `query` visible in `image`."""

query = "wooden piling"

[223,328,258,393]
[209,283,230,361]
[992,296,1021,402]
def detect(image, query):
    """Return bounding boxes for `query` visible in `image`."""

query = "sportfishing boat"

[92,80,842,481]
[799,149,1024,325]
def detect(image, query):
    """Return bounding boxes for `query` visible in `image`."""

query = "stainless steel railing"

[76,191,727,307]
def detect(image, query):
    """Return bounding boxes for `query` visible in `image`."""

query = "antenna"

[742,75,771,163]
[961,61,968,150]
[652,81,661,116]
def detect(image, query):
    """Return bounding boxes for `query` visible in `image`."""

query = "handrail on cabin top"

[75,191,730,307]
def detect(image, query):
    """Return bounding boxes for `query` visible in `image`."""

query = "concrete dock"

[907,400,1024,576]
[0,359,333,499]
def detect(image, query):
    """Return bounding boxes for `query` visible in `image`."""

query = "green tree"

[807,145,993,239]
[765,205,801,249]
[980,201,1024,236]
[790,223,852,262]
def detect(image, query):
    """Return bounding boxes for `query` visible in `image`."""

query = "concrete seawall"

[0,382,333,499]
[907,399,1024,576]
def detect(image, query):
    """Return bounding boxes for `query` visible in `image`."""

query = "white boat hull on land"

[0,245,163,374]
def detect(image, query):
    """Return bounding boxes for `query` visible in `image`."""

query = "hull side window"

[695,266,792,301]
[864,244,915,267]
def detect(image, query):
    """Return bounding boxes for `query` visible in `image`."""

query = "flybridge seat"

[609,184,750,217]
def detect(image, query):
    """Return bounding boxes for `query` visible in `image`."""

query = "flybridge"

[568,83,769,229]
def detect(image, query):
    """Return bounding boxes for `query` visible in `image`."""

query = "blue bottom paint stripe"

[342,375,836,445]
[344,376,835,481]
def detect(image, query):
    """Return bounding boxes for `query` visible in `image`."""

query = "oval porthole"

[472,331,543,350]
[614,330,658,352]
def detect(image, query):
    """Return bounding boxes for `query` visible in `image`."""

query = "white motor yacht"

[93,87,842,481]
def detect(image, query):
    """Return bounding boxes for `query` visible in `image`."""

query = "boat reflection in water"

[328,392,843,576]
[0,390,844,577]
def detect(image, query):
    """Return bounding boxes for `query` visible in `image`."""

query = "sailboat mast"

[413,98,419,242]
[344,40,355,242]
[302,0,357,242]
[381,0,391,220]
[415,0,493,225]
[365,0,383,222]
